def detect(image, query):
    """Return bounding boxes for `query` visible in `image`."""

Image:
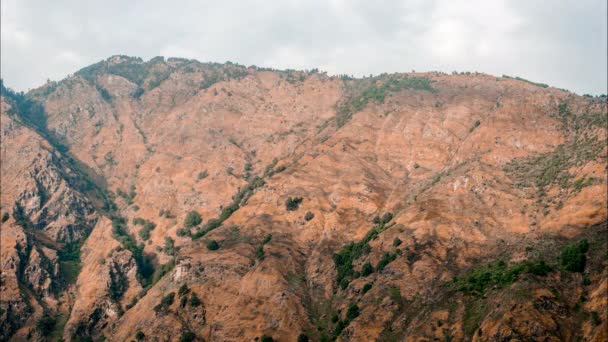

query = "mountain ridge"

[1,56,606,341]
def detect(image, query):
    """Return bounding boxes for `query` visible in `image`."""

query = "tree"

[135,330,145,340]
[346,302,360,321]
[180,331,195,342]
[207,240,220,250]
[381,212,393,224]
[304,211,314,221]
[164,237,176,256]
[360,262,373,276]
[560,240,589,273]
[184,211,202,228]
[285,197,303,211]
[189,292,202,307]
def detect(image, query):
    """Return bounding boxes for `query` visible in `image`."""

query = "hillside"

[1,55,606,341]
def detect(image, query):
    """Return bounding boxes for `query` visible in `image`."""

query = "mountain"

[1,55,606,341]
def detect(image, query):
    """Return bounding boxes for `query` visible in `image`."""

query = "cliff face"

[1,56,606,341]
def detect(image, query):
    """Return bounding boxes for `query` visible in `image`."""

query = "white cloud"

[1,0,606,94]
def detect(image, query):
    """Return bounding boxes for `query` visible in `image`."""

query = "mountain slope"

[1,56,606,341]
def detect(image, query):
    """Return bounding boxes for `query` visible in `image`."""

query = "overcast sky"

[1,0,606,94]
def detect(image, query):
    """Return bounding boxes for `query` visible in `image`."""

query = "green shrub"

[334,320,347,335]
[176,227,190,237]
[184,211,202,228]
[381,212,393,224]
[346,302,360,321]
[180,331,195,342]
[583,273,591,285]
[261,335,274,342]
[452,259,551,295]
[388,286,401,302]
[360,262,373,276]
[393,238,402,247]
[304,211,314,221]
[133,217,145,225]
[256,245,265,260]
[36,314,57,334]
[361,282,373,294]
[1,212,9,222]
[376,252,397,272]
[560,239,589,273]
[133,87,144,98]
[207,240,220,250]
[285,197,303,211]
[154,292,175,315]
[164,237,176,256]
[191,176,266,240]
[197,170,209,181]
[135,330,145,340]
[189,292,202,307]
[178,284,190,297]
[297,333,309,342]
[262,234,272,244]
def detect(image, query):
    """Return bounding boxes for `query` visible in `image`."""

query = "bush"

[362,282,373,294]
[154,292,175,315]
[376,252,397,272]
[360,262,373,276]
[334,320,347,336]
[560,240,589,273]
[176,227,191,237]
[261,335,274,342]
[189,292,202,307]
[373,215,381,225]
[180,331,195,342]
[164,237,176,256]
[197,170,209,181]
[285,197,303,211]
[135,330,145,340]
[1,212,9,222]
[393,237,402,247]
[297,333,309,342]
[184,211,202,228]
[178,284,190,297]
[262,234,272,244]
[304,211,314,221]
[346,302,360,321]
[381,212,393,224]
[207,240,220,250]
[255,245,265,260]
[133,217,146,225]
[36,314,57,334]
[583,273,591,286]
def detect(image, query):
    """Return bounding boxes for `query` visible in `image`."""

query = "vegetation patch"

[336,75,435,127]
[285,196,303,211]
[333,212,394,289]
[191,172,269,240]
[504,105,604,193]
[560,239,589,273]
[502,74,549,88]
[451,259,551,295]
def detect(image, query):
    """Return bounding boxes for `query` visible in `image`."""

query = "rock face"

[1,56,606,341]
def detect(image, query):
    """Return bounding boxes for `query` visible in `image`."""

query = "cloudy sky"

[2,0,606,94]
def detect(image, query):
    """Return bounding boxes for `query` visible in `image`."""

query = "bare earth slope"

[1,56,606,341]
